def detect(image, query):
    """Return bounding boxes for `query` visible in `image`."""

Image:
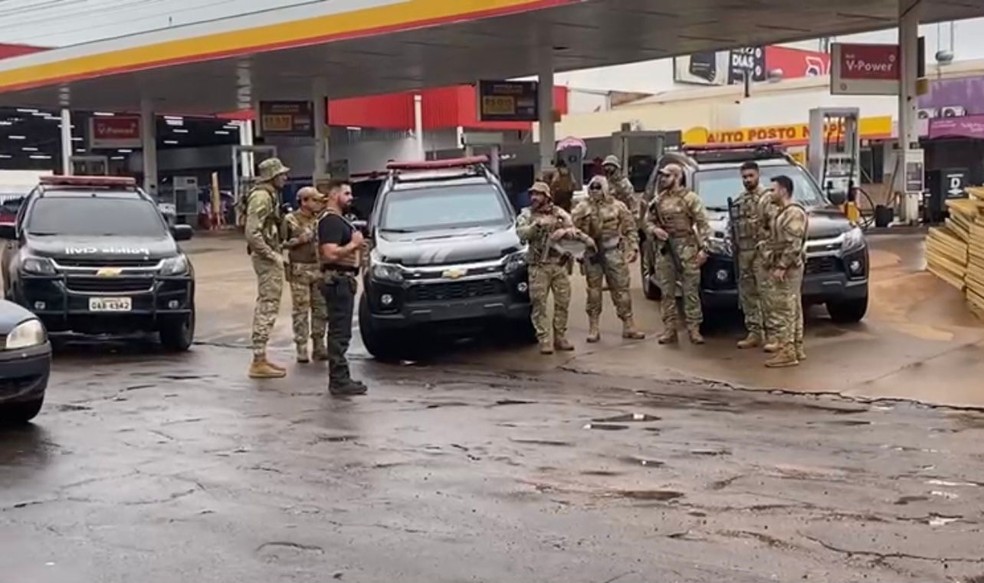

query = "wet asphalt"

[2,233,984,582]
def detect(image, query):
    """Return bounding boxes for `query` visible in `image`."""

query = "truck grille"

[407,279,504,302]
[805,256,839,275]
[64,277,154,293]
[57,257,159,268]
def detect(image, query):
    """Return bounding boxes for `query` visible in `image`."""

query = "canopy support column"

[59,109,72,176]
[141,98,158,197]
[537,46,555,177]
[896,1,922,224]
[313,78,329,180]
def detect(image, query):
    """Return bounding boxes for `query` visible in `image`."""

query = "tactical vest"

[583,198,624,250]
[244,185,284,254]
[766,203,808,267]
[285,211,319,264]
[653,189,698,240]
[735,188,766,246]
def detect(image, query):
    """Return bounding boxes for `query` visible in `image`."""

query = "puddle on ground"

[583,423,629,431]
[593,413,661,423]
[614,490,684,501]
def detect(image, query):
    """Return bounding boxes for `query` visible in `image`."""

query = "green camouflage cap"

[602,154,621,169]
[256,157,290,182]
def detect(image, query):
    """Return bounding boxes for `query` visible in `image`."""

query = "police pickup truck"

[646,142,869,324]
[0,175,196,350]
[357,156,533,359]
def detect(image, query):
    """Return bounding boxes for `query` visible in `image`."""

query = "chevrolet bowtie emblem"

[442,268,466,280]
[95,267,123,277]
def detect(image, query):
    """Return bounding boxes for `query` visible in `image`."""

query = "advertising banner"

[259,100,314,137]
[88,116,141,149]
[764,46,829,78]
[727,47,766,85]
[830,43,900,95]
[683,116,893,146]
[476,80,539,122]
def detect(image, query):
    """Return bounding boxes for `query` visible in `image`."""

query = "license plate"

[88,297,133,312]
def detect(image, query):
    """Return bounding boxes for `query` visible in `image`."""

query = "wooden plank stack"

[927,187,984,319]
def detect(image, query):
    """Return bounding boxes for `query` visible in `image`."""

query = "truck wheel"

[827,295,868,324]
[358,296,401,361]
[160,308,195,352]
[0,397,44,424]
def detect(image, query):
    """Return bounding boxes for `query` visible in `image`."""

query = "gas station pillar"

[896,2,922,224]
[59,109,72,175]
[313,79,329,179]
[537,47,555,176]
[140,98,158,196]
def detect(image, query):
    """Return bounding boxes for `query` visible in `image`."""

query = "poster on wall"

[476,80,539,122]
[674,46,831,86]
[258,100,314,137]
[672,52,730,85]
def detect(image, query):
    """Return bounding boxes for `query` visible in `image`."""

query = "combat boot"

[657,330,678,344]
[736,333,761,349]
[765,345,799,368]
[795,343,806,361]
[311,340,329,361]
[539,341,555,355]
[622,318,645,340]
[587,317,601,343]
[329,378,368,396]
[295,344,310,364]
[688,328,705,345]
[248,356,287,379]
[554,337,575,351]
[762,341,780,353]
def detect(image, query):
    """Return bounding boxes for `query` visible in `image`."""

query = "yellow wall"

[681,116,894,145]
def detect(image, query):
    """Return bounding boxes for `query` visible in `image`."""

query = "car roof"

[36,189,149,200]
[389,175,494,192]
[694,158,800,172]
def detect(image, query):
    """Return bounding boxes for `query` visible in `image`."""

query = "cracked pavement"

[2,232,983,582]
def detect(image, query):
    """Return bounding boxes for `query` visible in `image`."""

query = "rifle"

[727,196,741,285]
[650,195,683,274]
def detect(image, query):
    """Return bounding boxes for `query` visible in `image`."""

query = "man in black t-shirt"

[317,179,368,396]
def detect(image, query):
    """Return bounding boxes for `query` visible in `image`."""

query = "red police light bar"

[386,155,489,171]
[684,140,784,151]
[39,175,138,187]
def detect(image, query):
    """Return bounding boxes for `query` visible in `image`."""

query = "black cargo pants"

[321,271,357,384]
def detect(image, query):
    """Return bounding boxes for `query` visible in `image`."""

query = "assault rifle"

[727,196,741,285]
[649,195,683,275]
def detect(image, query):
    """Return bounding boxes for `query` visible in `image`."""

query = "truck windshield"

[379,184,512,232]
[694,165,826,210]
[25,197,168,237]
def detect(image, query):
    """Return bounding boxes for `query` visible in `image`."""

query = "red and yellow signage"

[683,115,893,146]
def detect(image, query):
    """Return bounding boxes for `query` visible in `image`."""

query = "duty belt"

[321,265,358,273]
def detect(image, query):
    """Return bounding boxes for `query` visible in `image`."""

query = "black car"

[645,144,869,323]
[0,175,196,350]
[357,156,533,358]
[0,299,51,423]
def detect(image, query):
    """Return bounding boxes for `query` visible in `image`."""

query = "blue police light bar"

[386,155,489,171]
[683,140,784,152]
[39,175,137,187]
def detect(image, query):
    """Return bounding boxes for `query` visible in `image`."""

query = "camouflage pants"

[768,263,804,347]
[289,263,328,348]
[321,272,357,384]
[737,248,763,336]
[584,248,633,320]
[756,255,778,342]
[529,263,571,343]
[640,231,655,283]
[654,240,702,330]
[251,255,284,357]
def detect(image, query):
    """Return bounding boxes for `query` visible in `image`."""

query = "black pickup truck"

[0,175,196,350]
[645,144,869,323]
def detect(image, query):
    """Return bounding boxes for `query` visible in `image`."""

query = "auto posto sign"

[89,115,141,149]
[830,43,900,95]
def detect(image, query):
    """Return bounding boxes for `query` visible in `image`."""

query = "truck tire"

[0,397,44,424]
[160,307,195,352]
[827,295,868,324]
[358,296,401,361]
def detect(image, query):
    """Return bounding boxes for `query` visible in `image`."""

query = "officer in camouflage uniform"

[245,158,290,379]
[602,154,636,210]
[761,175,808,367]
[284,186,329,364]
[516,181,594,354]
[732,161,773,349]
[645,163,711,345]
[572,175,645,343]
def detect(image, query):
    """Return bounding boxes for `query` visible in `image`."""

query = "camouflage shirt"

[646,187,711,251]
[765,202,809,270]
[571,195,638,252]
[516,205,590,265]
[609,172,636,211]
[283,209,320,264]
[733,185,769,250]
[244,184,283,261]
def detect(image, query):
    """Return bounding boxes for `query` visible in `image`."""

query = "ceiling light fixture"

[165,119,183,126]
[118,149,132,153]
[29,154,51,160]
[110,155,125,160]
[215,130,230,135]
[8,135,26,140]
[72,137,83,141]
[164,140,179,145]
[22,146,38,151]
[16,108,37,114]
[93,112,114,116]
[172,128,188,134]
[0,154,10,159]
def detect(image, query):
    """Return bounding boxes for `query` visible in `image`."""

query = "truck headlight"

[842,226,865,252]
[5,318,46,350]
[21,256,56,275]
[370,260,404,283]
[160,254,189,275]
[503,250,527,274]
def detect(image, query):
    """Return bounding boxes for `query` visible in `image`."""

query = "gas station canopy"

[0,0,978,114]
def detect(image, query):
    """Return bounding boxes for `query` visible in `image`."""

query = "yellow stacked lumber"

[967,216,984,318]
[926,225,967,290]
[967,186,984,201]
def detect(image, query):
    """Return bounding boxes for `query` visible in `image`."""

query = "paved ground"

[2,231,983,583]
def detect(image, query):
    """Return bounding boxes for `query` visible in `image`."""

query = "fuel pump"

[806,107,861,223]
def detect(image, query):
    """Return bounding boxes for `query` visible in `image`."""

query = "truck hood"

[25,235,179,260]
[374,225,522,267]
[708,205,853,241]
